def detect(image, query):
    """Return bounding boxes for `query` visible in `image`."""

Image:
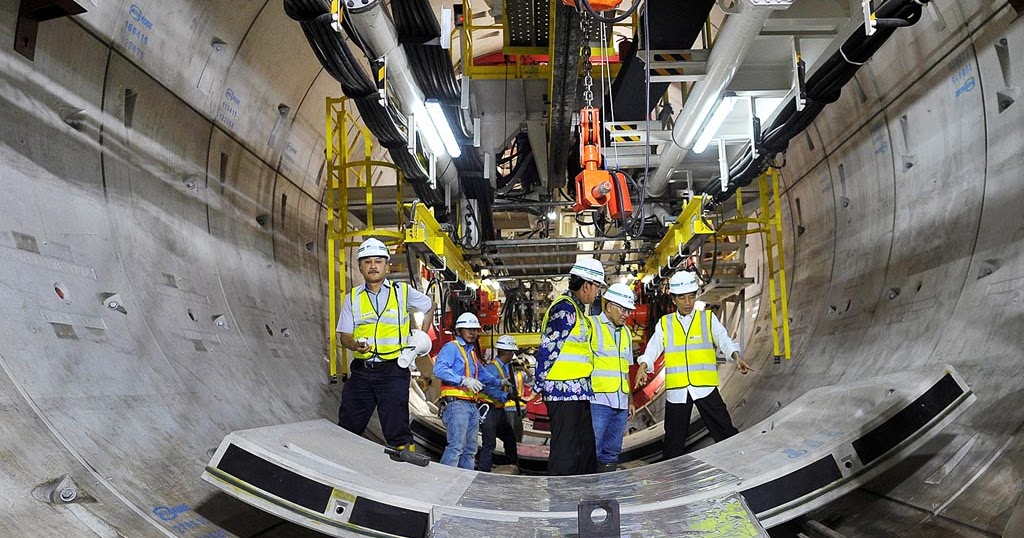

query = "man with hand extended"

[636,271,753,460]
[434,313,507,469]
[336,238,434,462]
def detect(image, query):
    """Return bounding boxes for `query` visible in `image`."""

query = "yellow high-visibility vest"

[541,294,594,381]
[351,282,409,360]
[590,315,632,394]
[439,341,482,401]
[662,310,719,389]
[504,370,528,409]
[478,360,517,408]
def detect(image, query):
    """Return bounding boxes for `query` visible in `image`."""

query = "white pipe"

[345,0,461,191]
[646,0,781,197]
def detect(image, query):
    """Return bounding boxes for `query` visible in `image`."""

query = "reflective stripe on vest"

[542,295,594,381]
[351,282,409,360]
[504,370,527,409]
[663,310,719,389]
[440,341,482,401]
[590,315,631,394]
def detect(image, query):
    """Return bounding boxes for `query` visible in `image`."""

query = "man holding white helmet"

[589,283,638,472]
[336,238,434,459]
[477,335,523,472]
[636,271,754,460]
[433,312,507,469]
[535,257,605,475]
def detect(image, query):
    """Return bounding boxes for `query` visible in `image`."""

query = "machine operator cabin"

[0,0,1021,537]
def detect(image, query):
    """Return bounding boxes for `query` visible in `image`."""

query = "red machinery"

[560,0,624,12]
[572,107,632,220]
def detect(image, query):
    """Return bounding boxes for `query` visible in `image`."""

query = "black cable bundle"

[297,13,376,97]
[283,0,330,21]
[703,0,931,207]
[391,0,441,44]
[353,95,406,146]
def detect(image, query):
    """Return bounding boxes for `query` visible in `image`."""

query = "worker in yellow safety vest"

[336,238,434,462]
[535,258,605,475]
[433,313,507,469]
[589,283,638,472]
[476,335,523,472]
[636,271,753,460]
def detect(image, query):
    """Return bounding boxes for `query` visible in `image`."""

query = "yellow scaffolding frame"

[404,202,478,286]
[325,97,405,382]
[635,195,715,283]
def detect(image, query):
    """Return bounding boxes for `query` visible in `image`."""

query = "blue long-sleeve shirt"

[434,337,506,402]
[535,293,594,401]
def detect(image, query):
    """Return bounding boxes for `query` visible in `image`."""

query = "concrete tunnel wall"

[0,1,1020,537]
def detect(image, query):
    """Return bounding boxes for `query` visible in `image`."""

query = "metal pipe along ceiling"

[646,0,777,197]
[345,0,460,191]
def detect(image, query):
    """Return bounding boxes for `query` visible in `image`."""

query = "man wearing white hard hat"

[636,271,754,460]
[589,283,638,472]
[477,335,523,472]
[433,312,507,469]
[535,257,606,475]
[336,238,435,460]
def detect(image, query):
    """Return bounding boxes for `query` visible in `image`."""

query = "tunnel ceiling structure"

[1,0,1023,537]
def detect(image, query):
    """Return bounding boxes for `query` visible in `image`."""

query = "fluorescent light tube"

[413,101,446,157]
[424,99,462,158]
[692,95,738,154]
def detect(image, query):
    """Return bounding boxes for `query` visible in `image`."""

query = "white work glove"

[461,377,484,393]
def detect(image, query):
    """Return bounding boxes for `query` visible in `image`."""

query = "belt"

[352,359,394,370]
[441,396,477,404]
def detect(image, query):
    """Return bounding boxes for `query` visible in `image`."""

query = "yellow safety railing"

[325,97,405,382]
[457,1,627,81]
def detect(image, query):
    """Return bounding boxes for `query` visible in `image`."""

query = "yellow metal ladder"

[731,169,791,361]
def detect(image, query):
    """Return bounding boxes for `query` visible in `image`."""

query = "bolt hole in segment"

[53,283,66,300]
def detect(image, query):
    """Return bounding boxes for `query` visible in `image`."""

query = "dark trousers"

[478,405,519,472]
[338,360,413,447]
[547,400,597,476]
[662,388,739,461]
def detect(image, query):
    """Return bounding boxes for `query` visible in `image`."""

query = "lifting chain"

[579,15,594,107]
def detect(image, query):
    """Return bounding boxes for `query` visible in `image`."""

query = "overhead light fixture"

[413,101,446,157]
[424,99,462,158]
[692,93,738,154]
[547,210,557,220]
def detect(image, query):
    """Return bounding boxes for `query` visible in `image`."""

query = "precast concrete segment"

[201,366,972,536]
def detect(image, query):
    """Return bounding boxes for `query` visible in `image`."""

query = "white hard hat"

[569,258,606,285]
[669,271,700,295]
[455,312,482,330]
[495,335,519,351]
[604,283,636,310]
[357,238,391,260]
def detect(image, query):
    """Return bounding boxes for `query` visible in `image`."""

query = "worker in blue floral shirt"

[535,258,605,475]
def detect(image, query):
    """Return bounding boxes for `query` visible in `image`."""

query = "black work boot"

[385,445,430,467]
[597,463,617,473]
